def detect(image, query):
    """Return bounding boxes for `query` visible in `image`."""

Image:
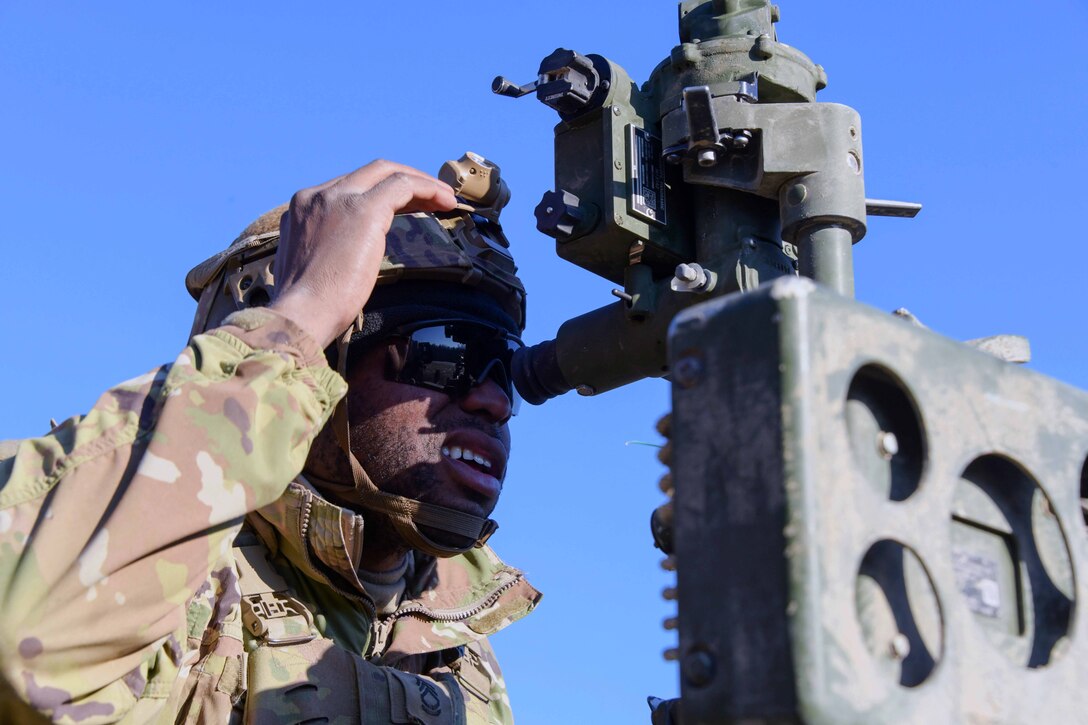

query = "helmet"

[186,152,525,339]
[185,152,526,558]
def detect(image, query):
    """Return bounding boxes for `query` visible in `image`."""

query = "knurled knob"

[534,189,594,241]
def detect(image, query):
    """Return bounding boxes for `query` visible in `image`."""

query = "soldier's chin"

[417,525,477,555]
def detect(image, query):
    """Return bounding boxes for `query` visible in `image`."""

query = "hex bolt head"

[683,650,716,687]
[877,431,899,460]
[576,384,596,397]
[697,149,717,167]
[675,263,699,283]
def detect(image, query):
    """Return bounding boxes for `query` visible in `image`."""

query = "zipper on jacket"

[294,489,524,659]
[368,572,524,657]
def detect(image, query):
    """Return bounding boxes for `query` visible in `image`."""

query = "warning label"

[628,125,667,226]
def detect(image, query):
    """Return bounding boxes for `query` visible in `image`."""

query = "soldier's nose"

[460,377,513,424]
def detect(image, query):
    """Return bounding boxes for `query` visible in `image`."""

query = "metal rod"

[797,224,855,297]
[865,198,923,218]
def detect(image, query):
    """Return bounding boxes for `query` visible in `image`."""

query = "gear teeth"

[657,441,673,467]
[656,413,672,438]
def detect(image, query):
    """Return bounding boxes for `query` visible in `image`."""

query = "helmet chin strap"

[321,318,499,559]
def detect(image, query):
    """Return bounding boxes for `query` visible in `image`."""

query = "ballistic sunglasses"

[386,320,523,414]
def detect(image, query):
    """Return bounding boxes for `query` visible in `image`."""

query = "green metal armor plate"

[667,277,1088,724]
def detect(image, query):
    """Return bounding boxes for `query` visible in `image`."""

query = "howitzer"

[497,1,1088,722]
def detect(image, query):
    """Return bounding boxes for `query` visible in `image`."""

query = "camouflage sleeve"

[0,307,347,724]
[471,639,515,724]
[452,635,515,718]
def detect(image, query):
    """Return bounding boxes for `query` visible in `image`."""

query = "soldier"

[0,155,541,723]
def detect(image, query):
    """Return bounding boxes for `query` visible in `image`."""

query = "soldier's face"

[339,339,513,539]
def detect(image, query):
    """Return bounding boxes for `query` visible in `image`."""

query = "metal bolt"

[663,617,679,631]
[662,586,678,601]
[673,355,704,388]
[848,151,861,174]
[576,384,596,397]
[733,132,750,149]
[613,105,622,116]
[666,153,682,165]
[611,288,635,304]
[787,183,808,205]
[890,634,911,660]
[877,431,899,460]
[660,556,677,572]
[683,650,716,687]
[664,648,680,662]
[614,160,623,170]
[675,263,699,283]
[744,236,757,250]
[697,149,717,167]
[658,473,674,495]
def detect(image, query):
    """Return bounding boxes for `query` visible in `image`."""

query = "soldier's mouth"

[441,445,493,473]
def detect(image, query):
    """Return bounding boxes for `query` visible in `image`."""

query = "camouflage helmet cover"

[185,152,526,340]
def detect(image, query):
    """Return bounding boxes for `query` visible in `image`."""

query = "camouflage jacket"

[0,308,539,724]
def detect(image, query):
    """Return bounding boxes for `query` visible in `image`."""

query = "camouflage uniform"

[0,305,540,723]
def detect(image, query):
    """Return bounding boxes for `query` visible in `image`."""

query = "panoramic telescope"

[496,1,1088,723]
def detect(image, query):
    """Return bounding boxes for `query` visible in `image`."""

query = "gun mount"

[496,1,1088,723]
[498,0,919,404]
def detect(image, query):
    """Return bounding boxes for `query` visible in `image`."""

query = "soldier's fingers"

[359,171,458,216]
[333,159,446,196]
[289,160,440,212]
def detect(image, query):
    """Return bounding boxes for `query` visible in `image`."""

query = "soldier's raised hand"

[269,160,457,348]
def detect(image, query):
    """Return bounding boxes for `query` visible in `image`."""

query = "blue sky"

[2,2,1087,722]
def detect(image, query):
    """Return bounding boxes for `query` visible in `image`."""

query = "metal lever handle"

[492,76,538,98]
[865,198,923,218]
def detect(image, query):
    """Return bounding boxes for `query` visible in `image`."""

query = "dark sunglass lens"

[394,323,523,407]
